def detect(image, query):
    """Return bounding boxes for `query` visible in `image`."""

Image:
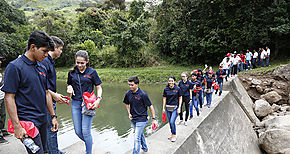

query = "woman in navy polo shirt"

[67,50,102,154]
[189,72,202,119]
[177,72,192,126]
[204,71,215,107]
[162,76,182,142]
[215,65,226,96]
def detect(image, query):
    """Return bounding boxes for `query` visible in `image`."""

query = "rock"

[278,112,286,116]
[248,77,253,81]
[264,88,272,94]
[272,64,290,81]
[281,106,289,112]
[254,99,272,118]
[262,115,275,121]
[263,115,290,131]
[256,85,264,93]
[280,148,290,154]
[252,79,262,85]
[271,104,280,112]
[289,94,290,104]
[259,129,290,154]
[261,91,282,104]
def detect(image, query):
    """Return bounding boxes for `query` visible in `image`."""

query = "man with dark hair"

[40,36,66,154]
[124,76,157,154]
[1,30,58,154]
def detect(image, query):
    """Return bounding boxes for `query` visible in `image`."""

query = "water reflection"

[56,80,166,153]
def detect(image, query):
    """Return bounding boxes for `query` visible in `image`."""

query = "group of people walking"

[220,47,271,77]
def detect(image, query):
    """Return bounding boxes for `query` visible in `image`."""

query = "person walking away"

[220,58,231,81]
[260,48,267,67]
[215,65,226,96]
[252,50,258,69]
[177,72,192,126]
[197,69,205,109]
[204,71,215,107]
[40,36,66,154]
[266,47,270,67]
[1,30,58,154]
[66,50,102,154]
[123,76,157,154]
[245,50,253,70]
[189,73,202,119]
[162,76,182,142]
[231,54,239,76]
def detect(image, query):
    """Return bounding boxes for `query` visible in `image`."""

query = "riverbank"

[56,65,218,83]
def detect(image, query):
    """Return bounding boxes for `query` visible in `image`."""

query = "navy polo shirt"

[67,67,102,101]
[190,79,201,96]
[163,85,181,106]
[1,55,48,127]
[205,76,215,89]
[40,55,56,92]
[197,74,205,86]
[123,88,152,122]
[205,71,215,77]
[178,80,192,96]
[216,70,226,83]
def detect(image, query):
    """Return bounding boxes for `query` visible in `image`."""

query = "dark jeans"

[26,123,47,154]
[252,58,257,69]
[46,102,60,154]
[0,98,6,137]
[179,96,190,121]
[231,65,237,75]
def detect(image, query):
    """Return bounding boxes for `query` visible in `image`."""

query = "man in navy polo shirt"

[40,36,66,154]
[1,30,58,154]
[215,65,227,96]
[123,76,158,154]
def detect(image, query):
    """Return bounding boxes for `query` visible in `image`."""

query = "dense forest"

[0,0,289,67]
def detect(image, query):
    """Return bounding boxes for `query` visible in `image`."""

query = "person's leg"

[184,96,190,121]
[39,123,48,152]
[219,82,223,95]
[199,91,203,108]
[131,121,148,154]
[0,98,6,132]
[166,109,173,134]
[193,98,199,116]
[46,103,60,154]
[82,114,94,154]
[169,109,178,135]
[179,99,184,121]
[266,57,269,67]
[205,93,209,106]
[261,59,264,67]
[209,92,213,106]
[189,99,193,116]
[71,99,84,141]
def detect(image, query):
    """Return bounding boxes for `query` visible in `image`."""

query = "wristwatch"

[152,117,157,120]
[51,115,57,119]
[97,96,102,100]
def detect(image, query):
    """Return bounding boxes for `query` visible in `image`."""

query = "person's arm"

[48,90,65,104]
[202,64,208,73]
[125,104,132,120]
[177,96,182,114]
[92,85,102,109]
[4,92,27,139]
[46,90,58,132]
[149,105,158,125]
[204,79,207,90]
[162,97,166,113]
[67,85,74,97]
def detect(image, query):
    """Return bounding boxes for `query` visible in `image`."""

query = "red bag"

[152,123,157,130]
[214,84,219,90]
[162,113,167,124]
[7,119,39,138]
[62,96,70,106]
[83,91,100,110]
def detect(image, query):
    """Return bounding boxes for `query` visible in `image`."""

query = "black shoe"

[189,115,193,120]
[1,130,11,137]
[60,151,67,154]
[219,92,222,96]
[0,137,8,144]
[197,111,200,116]
[215,91,218,94]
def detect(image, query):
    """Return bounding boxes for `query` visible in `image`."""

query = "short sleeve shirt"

[216,70,226,83]
[205,76,215,89]
[123,88,152,122]
[67,67,102,101]
[190,80,201,96]
[40,55,56,92]
[1,55,48,126]
[163,85,181,106]
[178,80,192,96]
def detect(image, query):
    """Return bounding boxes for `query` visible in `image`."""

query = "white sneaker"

[171,135,177,142]
[177,120,183,125]
[168,135,172,140]
[184,121,187,126]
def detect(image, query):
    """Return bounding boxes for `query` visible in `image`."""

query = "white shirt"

[246,52,252,61]
[253,52,258,58]
[232,56,240,65]
[266,48,270,56]
[0,72,3,99]
[261,50,267,59]
[221,60,231,69]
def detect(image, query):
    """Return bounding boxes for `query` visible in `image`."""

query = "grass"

[238,59,290,75]
[56,64,219,83]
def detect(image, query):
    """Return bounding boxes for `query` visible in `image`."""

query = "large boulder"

[254,99,272,118]
[252,79,262,85]
[261,91,282,104]
[259,129,290,154]
[272,64,290,81]
[256,85,264,94]
[263,115,290,131]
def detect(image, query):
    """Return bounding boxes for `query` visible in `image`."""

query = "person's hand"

[67,85,74,97]
[54,93,66,104]
[205,64,208,68]
[162,108,165,113]
[177,107,181,114]
[91,99,100,109]
[51,117,58,132]
[128,114,133,120]
[14,126,27,140]
[153,119,158,127]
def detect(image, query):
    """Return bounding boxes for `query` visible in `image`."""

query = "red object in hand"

[7,119,39,138]
[62,96,70,106]
[214,84,219,90]
[83,91,100,110]
[219,75,223,77]
[162,113,167,124]
[152,123,157,130]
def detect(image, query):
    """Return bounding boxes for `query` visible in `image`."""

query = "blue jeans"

[131,120,148,154]
[246,60,251,69]
[71,99,94,154]
[189,96,199,116]
[199,89,203,108]
[218,81,223,94]
[205,90,213,106]
[166,108,178,135]
[261,59,265,67]
[266,57,269,67]
[46,102,61,154]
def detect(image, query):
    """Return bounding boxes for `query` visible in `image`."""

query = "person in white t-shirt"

[231,54,240,76]
[266,47,270,67]
[245,50,253,70]
[260,48,267,67]
[252,50,258,69]
[220,57,231,81]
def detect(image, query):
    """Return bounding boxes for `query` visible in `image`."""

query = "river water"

[55,80,166,153]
